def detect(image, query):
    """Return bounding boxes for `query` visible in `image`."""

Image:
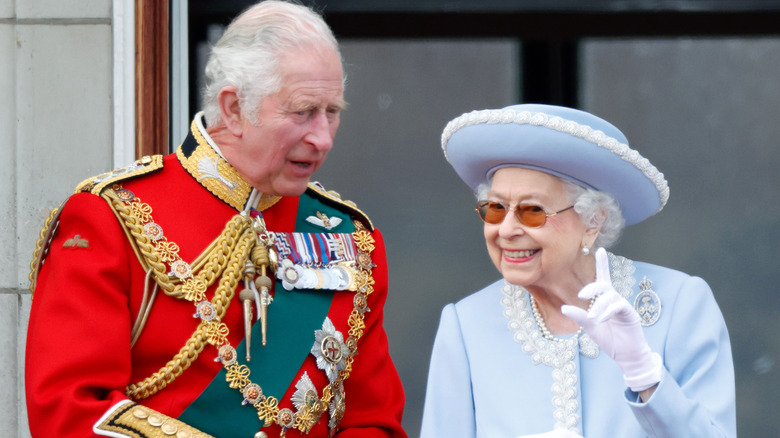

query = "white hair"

[561,180,625,249]
[475,174,625,249]
[201,0,343,126]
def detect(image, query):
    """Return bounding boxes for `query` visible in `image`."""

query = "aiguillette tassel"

[239,286,255,362]
[255,273,273,346]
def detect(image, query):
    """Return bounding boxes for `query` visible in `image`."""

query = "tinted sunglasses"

[475,201,574,227]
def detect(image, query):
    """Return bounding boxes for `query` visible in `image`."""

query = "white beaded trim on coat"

[500,252,636,432]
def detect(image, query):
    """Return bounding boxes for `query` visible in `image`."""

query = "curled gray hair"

[475,176,625,249]
[201,0,343,126]
[562,181,624,249]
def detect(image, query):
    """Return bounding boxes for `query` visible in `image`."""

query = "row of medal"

[271,232,359,292]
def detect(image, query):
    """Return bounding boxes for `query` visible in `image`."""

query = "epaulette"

[74,155,164,195]
[29,155,164,294]
[307,181,374,231]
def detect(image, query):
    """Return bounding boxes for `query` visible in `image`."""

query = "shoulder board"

[307,181,374,231]
[74,155,164,195]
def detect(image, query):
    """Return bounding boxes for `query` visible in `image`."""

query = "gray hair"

[201,0,343,126]
[562,180,625,249]
[475,175,625,249]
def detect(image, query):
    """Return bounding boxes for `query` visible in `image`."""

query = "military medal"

[277,408,295,430]
[243,383,264,405]
[328,384,346,431]
[170,260,192,280]
[311,318,350,383]
[194,301,216,320]
[272,232,362,292]
[143,222,164,241]
[291,372,319,411]
[216,345,238,366]
[114,187,135,201]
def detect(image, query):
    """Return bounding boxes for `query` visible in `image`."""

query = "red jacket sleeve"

[26,193,137,437]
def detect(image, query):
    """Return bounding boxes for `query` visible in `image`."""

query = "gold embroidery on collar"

[257,193,283,212]
[178,119,282,211]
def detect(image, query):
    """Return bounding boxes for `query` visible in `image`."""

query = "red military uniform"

[26,116,407,438]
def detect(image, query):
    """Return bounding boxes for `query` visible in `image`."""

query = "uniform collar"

[177,112,281,211]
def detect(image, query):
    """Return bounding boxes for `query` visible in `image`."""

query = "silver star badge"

[291,372,319,411]
[311,318,349,382]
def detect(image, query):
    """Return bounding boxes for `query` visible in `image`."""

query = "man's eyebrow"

[288,98,347,112]
[331,99,348,111]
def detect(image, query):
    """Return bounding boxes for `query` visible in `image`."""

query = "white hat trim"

[441,109,670,208]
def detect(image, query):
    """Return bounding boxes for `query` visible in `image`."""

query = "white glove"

[516,430,584,438]
[561,248,662,392]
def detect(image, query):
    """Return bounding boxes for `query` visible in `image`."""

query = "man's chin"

[260,180,311,198]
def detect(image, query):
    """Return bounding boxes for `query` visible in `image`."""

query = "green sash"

[178,190,355,436]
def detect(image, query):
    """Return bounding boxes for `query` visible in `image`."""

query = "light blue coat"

[420,256,736,438]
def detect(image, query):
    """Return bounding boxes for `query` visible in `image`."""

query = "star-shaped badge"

[311,318,349,382]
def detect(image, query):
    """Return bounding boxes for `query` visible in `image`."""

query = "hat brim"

[442,104,668,226]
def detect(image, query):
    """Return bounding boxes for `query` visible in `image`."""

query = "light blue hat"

[441,104,669,226]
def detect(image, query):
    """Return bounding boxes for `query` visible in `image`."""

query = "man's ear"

[218,86,243,136]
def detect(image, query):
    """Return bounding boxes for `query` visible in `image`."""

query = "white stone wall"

[0,0,113,436]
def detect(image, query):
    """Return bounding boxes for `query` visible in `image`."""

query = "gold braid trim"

[124,216,256,400]
[101,184,259,400]
[104,189,175,295]
[28,205,63,293]
[103,187,251,300]
[95,400,214,438]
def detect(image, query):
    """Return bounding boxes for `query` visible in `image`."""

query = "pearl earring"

[581,246,590,256]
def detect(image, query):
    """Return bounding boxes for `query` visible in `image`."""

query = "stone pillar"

[0,1,113,436]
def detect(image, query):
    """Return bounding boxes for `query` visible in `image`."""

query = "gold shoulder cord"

[103,186,253,299]
[102,185,259,399]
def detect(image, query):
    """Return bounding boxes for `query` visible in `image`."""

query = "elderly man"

[25,2,407,437]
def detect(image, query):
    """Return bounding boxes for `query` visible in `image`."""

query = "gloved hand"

[561,248,662,392]
[516,429,584,438]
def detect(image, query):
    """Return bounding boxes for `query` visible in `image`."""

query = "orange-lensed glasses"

[475,201,574,227]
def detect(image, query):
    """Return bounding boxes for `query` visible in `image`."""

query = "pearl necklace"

[529,295,593,342]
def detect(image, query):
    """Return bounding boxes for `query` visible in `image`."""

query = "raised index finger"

[595,247,611,283]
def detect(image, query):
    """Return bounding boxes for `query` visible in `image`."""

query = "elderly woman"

[420,104,736,438]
